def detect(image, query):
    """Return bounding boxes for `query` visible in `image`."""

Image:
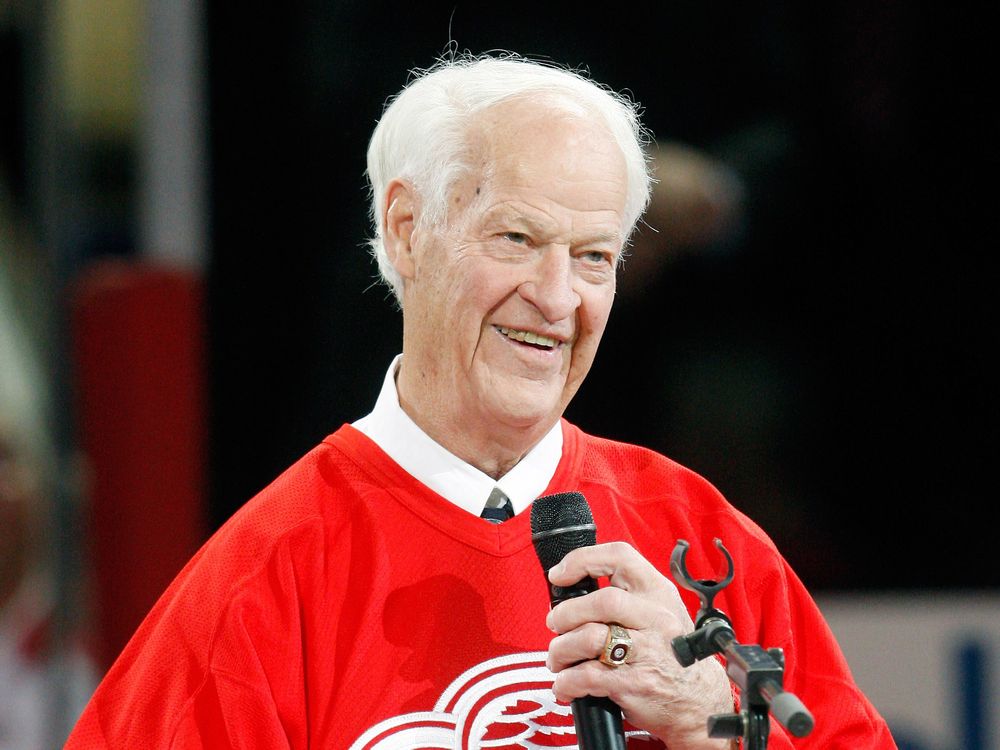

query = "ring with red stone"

[599,623,632,667]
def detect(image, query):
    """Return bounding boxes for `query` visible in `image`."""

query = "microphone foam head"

[530,492,596,571]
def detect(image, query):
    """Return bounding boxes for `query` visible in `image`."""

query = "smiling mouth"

[496,326,562,350]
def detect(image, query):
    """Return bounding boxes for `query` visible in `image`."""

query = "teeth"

[499,327,559,348]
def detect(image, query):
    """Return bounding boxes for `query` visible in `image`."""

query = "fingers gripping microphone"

[531,492,626,750]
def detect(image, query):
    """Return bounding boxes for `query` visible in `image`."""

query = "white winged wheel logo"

[349,652,665,750]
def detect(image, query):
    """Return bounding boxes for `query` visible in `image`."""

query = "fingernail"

[549,562,565,579]
[545,611,556,632]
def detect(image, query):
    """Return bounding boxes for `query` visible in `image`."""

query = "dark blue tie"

[480,486,514,523]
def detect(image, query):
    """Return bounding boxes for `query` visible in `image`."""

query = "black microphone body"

[531,492,627,750]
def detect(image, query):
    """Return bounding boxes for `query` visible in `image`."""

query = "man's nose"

[518,247,581,322]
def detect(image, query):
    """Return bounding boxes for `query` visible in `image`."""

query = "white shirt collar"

[352,355,563,517]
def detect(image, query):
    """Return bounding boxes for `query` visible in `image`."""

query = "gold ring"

[599,623,632,666]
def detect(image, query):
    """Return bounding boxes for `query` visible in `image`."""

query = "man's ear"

[383,179,418,281]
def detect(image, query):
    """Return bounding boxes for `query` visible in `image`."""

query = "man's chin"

[470,368,573,433]
[484,392,565,434]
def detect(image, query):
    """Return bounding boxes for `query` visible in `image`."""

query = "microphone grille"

[530,491,596,571]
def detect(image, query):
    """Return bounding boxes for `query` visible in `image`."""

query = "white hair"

[365,52,654,304]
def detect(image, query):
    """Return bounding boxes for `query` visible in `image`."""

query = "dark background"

[203,2,996,592]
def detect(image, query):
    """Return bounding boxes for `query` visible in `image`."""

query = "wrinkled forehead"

[452,100,624,221]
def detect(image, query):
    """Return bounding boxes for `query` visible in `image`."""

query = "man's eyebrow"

[481,206,548,231]
[583,230,624,246]
[482,206,623,245]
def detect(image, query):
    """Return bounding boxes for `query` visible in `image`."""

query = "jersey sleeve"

[747,552,897,749]
[64,519,323,749]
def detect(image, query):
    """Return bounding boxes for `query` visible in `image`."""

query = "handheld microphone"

[531,492,626,750]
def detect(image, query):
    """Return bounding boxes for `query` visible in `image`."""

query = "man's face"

[397,98,628,453]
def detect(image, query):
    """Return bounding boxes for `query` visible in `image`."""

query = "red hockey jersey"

[65,421,895,748]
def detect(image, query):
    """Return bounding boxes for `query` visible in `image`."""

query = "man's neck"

[395,387,547,480]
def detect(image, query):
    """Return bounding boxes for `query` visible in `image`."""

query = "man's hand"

[545,541,734,750]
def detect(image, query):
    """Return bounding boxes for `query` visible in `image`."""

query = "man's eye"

[581,250,611,264]
[503,232,529,244]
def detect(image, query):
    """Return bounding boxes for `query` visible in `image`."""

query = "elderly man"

[66,54,895,749]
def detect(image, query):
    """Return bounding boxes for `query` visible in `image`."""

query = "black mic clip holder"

[669,539,814,750]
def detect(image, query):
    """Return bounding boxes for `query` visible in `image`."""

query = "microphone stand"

[668,539,814,750]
